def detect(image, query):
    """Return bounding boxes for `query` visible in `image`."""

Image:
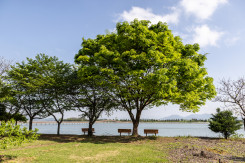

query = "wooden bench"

[118,129,131,136]
[81,128,95,135]
[144,129,158,136]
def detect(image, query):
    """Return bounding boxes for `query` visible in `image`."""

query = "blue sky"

[1,0,245,119]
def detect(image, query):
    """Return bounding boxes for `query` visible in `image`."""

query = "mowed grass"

[1,135,245,162]
[0,135,168,163]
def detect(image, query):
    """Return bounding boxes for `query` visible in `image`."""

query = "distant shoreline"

[20,120,209,124]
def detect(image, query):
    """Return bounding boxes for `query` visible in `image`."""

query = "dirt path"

[156,137,245,162]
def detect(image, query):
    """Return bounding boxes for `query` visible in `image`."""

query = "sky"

[0,0,245,119]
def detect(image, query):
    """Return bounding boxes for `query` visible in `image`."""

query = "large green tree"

[75,19,216,136]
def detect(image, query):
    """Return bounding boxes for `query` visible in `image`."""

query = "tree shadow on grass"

[229,156,245,162]
[38,134,157,144]
[194,136,222,140]
[0,155,17,162]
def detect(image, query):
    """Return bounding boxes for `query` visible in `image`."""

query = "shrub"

[209,108,242,139]
[0,119,39,149]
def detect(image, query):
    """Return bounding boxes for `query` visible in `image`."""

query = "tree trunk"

[224,132,228,139]
[132,120,139,136]
[131,109,142,137]
[29,117,33,130]
[56,113,64,136]
[243,118,245,131]
[88,121,93,137]
[57,122,61,135]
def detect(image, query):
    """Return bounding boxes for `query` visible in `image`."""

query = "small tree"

[7,56,51,130]
[71,69,116,137]
[27,54,75,135]
[209,108,242,139]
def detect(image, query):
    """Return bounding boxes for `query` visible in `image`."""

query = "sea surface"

[20,122,245,137]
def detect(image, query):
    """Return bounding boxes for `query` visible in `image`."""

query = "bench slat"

[82,128,95,132]
[144,129,158,134]
[118,129,131,132]
[118,129,131,136]
[144,129,158,136]
[81,128,95,135]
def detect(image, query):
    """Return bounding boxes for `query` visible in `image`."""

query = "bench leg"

[120,132,121,136]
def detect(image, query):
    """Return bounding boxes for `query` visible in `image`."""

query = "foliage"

[21,54,75,135]
[71,67,117,136]
[6,57,51,130]
[6,54,74,133]
[0,77,26,124]
[0,119,39,149]
[209,108,242,139]
[230,133,244,139]
[75,19,216,136]
[0,103,27,122]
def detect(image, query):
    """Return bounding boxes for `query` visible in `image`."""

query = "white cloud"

[180,0,228,20]
[118,6,179,24]
[192,25,224,47]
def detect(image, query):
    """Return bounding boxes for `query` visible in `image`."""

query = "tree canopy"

[209,108,242,139]
[75,19,216,136]
[30,54,75,135]
[6,54,52,130]
[7,54,75,134]
[72,67,117,136]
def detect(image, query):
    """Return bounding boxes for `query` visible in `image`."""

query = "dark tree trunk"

[224,132,228,139]
[56,113,63,135]
[88,121,93,137]
[29,117,33,130]
[131,109,142,137]
[243,118,245,131]
[57,122,61,135]
[132,120,139,136]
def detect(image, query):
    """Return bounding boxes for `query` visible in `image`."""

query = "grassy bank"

[0,135,245,162]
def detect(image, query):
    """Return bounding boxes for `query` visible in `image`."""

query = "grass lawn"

[0,134,245,162]
[0,135,168,163]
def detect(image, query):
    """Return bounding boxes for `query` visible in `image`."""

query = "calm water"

[21,122,245,137]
